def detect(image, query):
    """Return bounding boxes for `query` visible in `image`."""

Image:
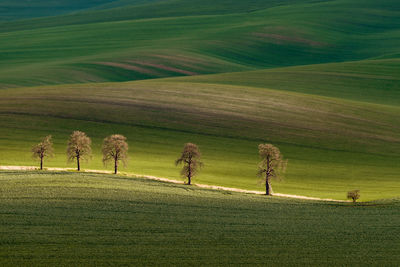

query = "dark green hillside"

[0,0,328,29]
[1,0,400,87]
[0,0,120,21]
[1,171,399,266]
[0,0,163,21]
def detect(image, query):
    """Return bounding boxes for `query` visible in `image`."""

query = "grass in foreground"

[0,171,399,266]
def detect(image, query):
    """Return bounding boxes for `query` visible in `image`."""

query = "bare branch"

[102,134,129,174]
[66,131,92,171]
[175,143,202,185]
[31,135,54,170]
[347,190,360,203]
[257,143,287,195]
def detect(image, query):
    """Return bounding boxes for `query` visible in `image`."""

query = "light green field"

[1,171,399,266]
[0,58,399,201]
[0,0,399,201]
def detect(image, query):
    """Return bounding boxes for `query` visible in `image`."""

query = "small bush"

[347,190,360,203]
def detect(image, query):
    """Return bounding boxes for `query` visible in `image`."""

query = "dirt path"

[0,165,348,202]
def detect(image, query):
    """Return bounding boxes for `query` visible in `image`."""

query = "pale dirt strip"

[0,166,348,202]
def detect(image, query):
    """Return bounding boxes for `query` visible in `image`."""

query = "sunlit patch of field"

[0,0,398,201]
[0,60,399,200]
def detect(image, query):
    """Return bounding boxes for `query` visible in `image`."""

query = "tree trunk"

[40,156,43,170]
[77,155,80,171]
[114,157,118,174]
[187,160,191,185]
[265,156,271,195]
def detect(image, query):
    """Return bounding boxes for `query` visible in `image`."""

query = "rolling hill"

[0,0,167,21]
[0,0,400,87]
[1,1,399,265]
[177,58,400,105]
[0,0,118,21]
[0,0,399,201]
[0,0,400,266]
[0,58,399,200]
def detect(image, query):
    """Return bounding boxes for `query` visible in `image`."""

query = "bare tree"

[175,143,202,185]
[347,190,360,203]
[257,144,287,195]
[31,135,54,170]
[102,134,128,174]
[67,131,92,171]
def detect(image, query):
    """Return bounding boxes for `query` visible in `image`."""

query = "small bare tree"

[102,134,128,174]
[257,144,287,195]
[347,190,360,203]
[67,131,92,171]
[175,143,202,185]
[31,135,54,170]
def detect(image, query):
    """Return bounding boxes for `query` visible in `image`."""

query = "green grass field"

[0,0,399,265]
[0,0,397,203]
[0,0,129,21]
[1,0,400,87]
[0,59,399,200]
[1,171,399,266]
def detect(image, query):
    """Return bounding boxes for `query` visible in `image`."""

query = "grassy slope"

[0,0,123,21]
[0,58,399,201]
[0,0,330,28]
[0,0,398,201]
[1,0,400,87]
[1,171,399,266]
[173,58,400,106]
[0,0,163,21]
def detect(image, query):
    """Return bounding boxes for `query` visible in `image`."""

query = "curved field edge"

[0,171,399,266]
[169,58,400,106]
[0,166,350,202]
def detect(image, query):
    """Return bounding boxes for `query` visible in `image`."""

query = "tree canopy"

[347,190,360,203]
[31,135,54,170]
[102,134,128,174]
[257,144,287,195]
[67,131,92,171]
[175,143,202,185]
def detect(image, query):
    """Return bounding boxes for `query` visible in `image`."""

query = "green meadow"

[0,59,399,200]
[0,0,124,21]
[1,171,399,266]
[0,0,399,265]
[1,0,400,87]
